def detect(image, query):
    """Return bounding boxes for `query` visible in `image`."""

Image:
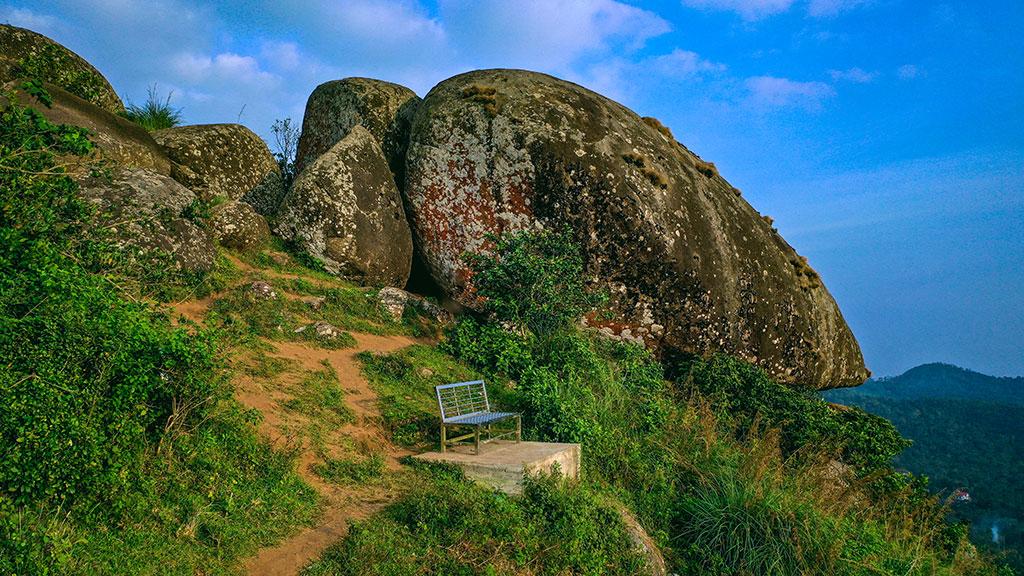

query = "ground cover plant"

[346,228,1010,575]
[0,87,319,575]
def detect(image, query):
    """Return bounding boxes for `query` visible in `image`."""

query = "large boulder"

[78,168,215,272]
[210,200,270,252]
[405,69,868,389]
[0,24,123,114]
[153,123,283,205]
[295,77,420,184]
[9,82,171,175]
[275,126,413,287]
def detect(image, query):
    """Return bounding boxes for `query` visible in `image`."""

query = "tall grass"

[123,85,182,131]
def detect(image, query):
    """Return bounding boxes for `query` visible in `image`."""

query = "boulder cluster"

[1,24,869,389]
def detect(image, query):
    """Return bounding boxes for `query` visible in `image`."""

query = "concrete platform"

[413,440,581,494]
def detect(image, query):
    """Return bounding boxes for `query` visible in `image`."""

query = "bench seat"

[435,380,521,454]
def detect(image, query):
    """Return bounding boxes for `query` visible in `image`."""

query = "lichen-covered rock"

[275,126,413,287]
[210,200,270,252]
[10,82,171,175]
[0,24,123,113]
[295,77,420,184]
[153,123,282,203]
[405,69,868,389]
[78,168,215,271]
[377,286,452,324]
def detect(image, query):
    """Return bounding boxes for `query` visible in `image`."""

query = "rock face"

[11,83,171,175]
[78,168,215,272]
[405,69,867,389]
[210,200,270,252]
[295,77,420,184]
[276,126,413,287]
[0,24,123,113]
[153,124,283,204]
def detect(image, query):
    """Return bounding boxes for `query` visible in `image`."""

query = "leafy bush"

[122,85,182,130]
[303,464,646,576]
[674,353,910,474]
[464,228,605,338]
[0,87,318,574]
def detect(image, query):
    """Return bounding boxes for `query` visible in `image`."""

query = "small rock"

[419,368,434,378]
[313,321,341,339]
[249,281,276,300]
[303,296,326,311]
[377,287,409,320]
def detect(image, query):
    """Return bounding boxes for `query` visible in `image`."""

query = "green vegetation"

[122,85,182,130]
[827,366,1024,574]
[313,454,385,484]
[464,228,605,338]
[303,463,646,576]
[271,117,300,187]
[14,44,110,107]
[0,88,317,574]
[282,361,355,445]
[343,228,1008,575]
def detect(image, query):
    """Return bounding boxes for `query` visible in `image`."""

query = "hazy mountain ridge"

[832,362,1024,405]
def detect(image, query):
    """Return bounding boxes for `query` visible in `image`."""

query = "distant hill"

[825,364,1024,571]
[834,362,1024,405]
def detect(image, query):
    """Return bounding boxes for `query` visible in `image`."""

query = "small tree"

[271,118,300,187]
[464,228,605,338]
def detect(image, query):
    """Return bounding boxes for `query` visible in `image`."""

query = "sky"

[3,0,1022,378]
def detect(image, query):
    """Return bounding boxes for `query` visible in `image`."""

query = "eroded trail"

[241,332,417,576]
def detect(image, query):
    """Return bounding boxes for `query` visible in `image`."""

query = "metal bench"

[435,380,521,454]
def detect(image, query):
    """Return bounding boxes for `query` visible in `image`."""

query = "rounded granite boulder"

[295,77,420,183]
[404,69,868,389]
[0,24,123,114]
[10,82,171,175]
[153,123,283,204]
[275,125,413,288]
[78,168,215,272]
[210,200,270,252]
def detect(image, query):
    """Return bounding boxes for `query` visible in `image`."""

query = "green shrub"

[122,85,182,131]
[0,86,318,574]
[675,353,910,475]
[464,228,605,338]
[0,90,220,508]
[304,464,646,576]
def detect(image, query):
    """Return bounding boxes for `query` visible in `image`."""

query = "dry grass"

[695,159,719,178]
[461,84,500,117]
[621,151,669,189]
[642,116,674,140]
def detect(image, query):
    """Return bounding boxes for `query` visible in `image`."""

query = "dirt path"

[241,332,418,576]
[166,251,426,575]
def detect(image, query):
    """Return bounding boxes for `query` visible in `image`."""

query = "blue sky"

[4,0,1022,377]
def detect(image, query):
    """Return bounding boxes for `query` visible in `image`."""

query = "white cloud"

[807,0,870,17]
[439,0,670,72]
[745,75,835,110]
[649,49,727,78]
[681,0,795,21]
[897,64,923,80]
[681,0,869,20]
[0,6,60,33]
[828,67,878,83]
[171,52,278,87]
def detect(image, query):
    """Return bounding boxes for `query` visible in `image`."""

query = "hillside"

[831,363,1024,405]
[826,366,1024,572]
[1,24,1015,576]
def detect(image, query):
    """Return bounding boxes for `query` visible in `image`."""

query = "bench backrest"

[435,380,490,422]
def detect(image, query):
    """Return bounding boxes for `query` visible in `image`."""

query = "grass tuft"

[122,85,183,131]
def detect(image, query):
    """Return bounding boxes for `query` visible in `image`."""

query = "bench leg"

[515,415,522,443]
[440,424,446,453]
[474,426,481,455]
